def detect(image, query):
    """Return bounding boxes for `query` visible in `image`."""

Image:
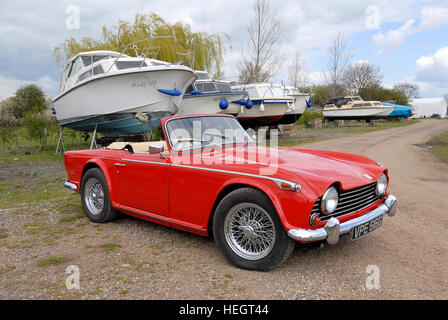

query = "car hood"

[199,145,385,197]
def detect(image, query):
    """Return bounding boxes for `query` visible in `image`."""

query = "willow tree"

[54,13,226,78]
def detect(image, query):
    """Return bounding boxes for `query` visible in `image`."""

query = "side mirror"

[148,144,164,154]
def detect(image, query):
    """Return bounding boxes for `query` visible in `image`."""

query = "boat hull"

[278,94,310,125]
[323,106,394,120]
[60,112,170,137]
[237,98,292,128]
[53,68,196,135]
[177,92,247,116]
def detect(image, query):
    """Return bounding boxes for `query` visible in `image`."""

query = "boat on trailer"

[275,84,311,124]
[176,71,249,117]
[53,39,197,137]
[231,83,295,128]
[323,96,395,121]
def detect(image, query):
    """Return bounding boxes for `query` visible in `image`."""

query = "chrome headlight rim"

[375,173,388,196]
[320,186,339,215]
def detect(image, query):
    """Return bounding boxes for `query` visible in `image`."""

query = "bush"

[0,120,16,149]
[297,110,324,126]
[359,86,409,106]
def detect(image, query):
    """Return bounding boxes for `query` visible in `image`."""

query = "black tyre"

[80,168,119,223]
[213,187,295,271]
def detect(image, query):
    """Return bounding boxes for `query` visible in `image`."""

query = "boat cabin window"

[77,64,105,83]
[328,97,349,107]
[81,55,110,67]
[271,87,285,97]
[246,88,258,97]
[68,57,83,79]
[116,60,147,69]
[258,86,275,97]
[195,82,218,93]
[215,82,232,92]
[92,64,104,75]
[78,69,93,82]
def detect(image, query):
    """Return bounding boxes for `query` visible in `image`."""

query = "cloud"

[416,46,448,84]
[373,19,415,54]
[373,6,448,54]
[0,74,59,100]
[418,7,448,30]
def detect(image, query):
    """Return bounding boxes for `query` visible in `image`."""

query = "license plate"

[350,215,383,241]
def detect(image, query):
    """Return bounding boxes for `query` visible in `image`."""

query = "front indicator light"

[275,180,302,192]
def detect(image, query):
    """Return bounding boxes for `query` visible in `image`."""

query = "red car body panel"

[64,115,388,241]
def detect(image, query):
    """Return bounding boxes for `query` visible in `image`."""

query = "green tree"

[23,111,47,151]
[11,85,46,120]
[310,84,345,108]
[359,86,409,105]
[54,13,227,78]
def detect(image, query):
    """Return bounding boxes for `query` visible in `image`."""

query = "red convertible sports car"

[64,114,397,270]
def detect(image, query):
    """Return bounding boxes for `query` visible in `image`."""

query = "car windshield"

[165,116,254,151]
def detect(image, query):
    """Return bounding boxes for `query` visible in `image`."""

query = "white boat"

[53,48,197,136]
[323,96,395,121]
[274,84,311,124]
[231,83,295,128]
[176,71,249,116]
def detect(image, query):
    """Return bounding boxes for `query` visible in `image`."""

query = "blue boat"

[382,102,412,118]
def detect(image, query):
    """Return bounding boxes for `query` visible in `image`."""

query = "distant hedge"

[297,110,324,126]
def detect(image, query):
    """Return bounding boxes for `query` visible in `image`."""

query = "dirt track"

[1,119,447,299]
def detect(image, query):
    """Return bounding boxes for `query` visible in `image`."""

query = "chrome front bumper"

[287,195,397,245]
[64,181,78,191]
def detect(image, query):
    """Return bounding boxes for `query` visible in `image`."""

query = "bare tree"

[287,51,308,88]
[392,83,419,100]
[342,61,382,95]
[325,33,353,97]
[239,0,285,83]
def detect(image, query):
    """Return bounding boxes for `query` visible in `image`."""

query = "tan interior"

[107,141,169,154]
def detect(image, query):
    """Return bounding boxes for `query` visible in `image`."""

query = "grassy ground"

[0,125,91,164]
[428,130,448,164]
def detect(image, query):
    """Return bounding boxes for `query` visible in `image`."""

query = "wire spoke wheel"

[224,203,276,260]
[84,178,104,215]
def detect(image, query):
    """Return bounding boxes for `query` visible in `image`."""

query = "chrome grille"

[314,182,383,220]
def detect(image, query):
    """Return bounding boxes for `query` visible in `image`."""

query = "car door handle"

[114,163,126,167]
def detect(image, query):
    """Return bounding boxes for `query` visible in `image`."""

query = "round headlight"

[321,187,339,215]
[375,173,387,196]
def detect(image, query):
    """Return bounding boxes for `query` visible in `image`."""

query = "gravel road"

[0,119,447,299]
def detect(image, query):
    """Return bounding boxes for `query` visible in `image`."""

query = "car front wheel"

[213,187,295,271]
[81,167,119,223]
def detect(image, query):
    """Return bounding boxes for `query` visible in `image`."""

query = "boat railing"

[106,35,195,74]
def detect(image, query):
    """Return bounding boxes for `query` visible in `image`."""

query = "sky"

[0,0,447,100]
